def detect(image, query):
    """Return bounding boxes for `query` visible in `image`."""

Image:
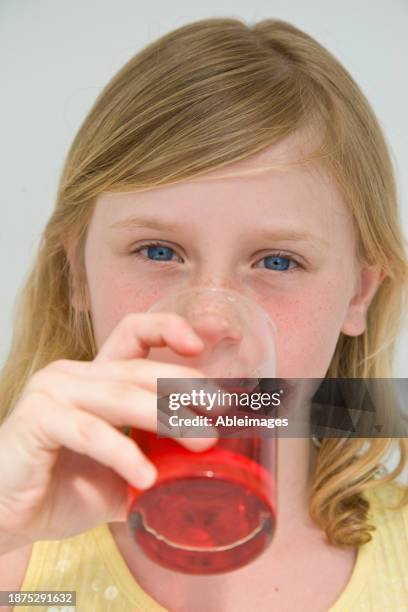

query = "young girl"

[0,16,407,612]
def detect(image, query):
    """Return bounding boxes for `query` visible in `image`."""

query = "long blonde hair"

[1,17,408,546]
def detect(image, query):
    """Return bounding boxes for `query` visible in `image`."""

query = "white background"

[1,0,407,374]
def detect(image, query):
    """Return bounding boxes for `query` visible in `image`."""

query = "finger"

[95,312,205,363]
[51,358,209,394]
[51,359,222,418]
[28,368,218,451]
[17,390,159,490]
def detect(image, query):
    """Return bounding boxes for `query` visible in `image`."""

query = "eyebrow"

[110,215,329,247]
[110,216,187,233]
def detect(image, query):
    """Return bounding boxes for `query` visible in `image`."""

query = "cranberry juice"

[127,432,276,574]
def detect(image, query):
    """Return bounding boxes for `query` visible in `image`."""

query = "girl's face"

[81,130,384,378]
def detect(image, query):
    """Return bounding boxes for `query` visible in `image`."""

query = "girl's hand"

[0,312,216,550]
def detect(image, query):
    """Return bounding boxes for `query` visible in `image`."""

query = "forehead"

[92,127,354,238]
[196,123,323,180]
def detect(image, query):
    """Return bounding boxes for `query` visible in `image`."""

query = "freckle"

[274,587,279,592]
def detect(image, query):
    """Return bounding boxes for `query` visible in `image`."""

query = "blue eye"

[260,254,298,271]
[132,242,181,263]
[131,242,300,272]
[146,244,174,261]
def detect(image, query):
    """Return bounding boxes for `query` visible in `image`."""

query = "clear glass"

[127,287,278,574]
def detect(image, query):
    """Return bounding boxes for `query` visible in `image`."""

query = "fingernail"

[185,332,204,347]
[136,463,158,489]
[183,435,218,452]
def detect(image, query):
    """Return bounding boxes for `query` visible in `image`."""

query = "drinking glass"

[127,287,278,574]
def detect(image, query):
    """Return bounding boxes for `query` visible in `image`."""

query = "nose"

[190,313,243,348]
[185,278,240,296]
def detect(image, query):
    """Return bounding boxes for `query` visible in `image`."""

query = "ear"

[341,264,387,337]
[63,237,90,312]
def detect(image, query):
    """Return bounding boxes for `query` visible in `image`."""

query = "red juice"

[127,432,277,574]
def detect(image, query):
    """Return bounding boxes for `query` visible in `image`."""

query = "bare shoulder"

[0,542,33,591]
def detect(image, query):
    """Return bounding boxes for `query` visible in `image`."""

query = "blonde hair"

[1,17,408,546]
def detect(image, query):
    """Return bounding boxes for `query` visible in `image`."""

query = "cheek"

[263,283,349,378]
[88,267,165,349]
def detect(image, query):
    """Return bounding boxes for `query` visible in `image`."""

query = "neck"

[275,437,318,537]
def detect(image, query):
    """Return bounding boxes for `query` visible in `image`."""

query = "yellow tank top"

[17,483,408,612]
